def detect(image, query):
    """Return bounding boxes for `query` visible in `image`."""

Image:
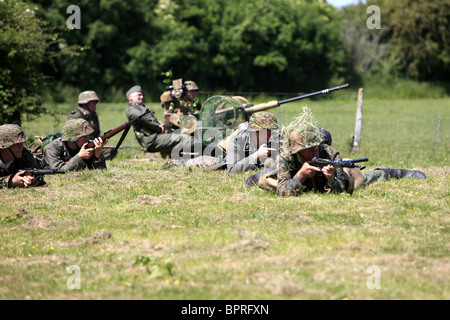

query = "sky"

[326,0,366,8]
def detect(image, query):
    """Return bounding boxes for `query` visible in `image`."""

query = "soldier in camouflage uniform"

[44,119,107,172]
[258,108,426,196]
[0,124,44,189]
[226,111,280,173]
[126,85,198,157]
[68,90,117,160]
[160,80,202,130]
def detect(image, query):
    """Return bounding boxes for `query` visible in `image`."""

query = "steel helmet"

[248,112,278,130]
[62,119,94,142]
[78,91,99,104]
[0,124,28,149]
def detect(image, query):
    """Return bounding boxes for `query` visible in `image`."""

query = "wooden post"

[433,114,441,153]
[353,88,364,153]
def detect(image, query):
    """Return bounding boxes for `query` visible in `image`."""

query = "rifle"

[215,83,350,115]
[204,161,227,171]
[86,109,151,150]
[311,157,368,170]
[23,169,66,176]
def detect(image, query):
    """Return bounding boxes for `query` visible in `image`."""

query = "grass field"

[1,94,449,300]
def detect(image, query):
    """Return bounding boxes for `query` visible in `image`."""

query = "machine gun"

[311,157,369,170]
[197,84,350,147]
[215,83,350,116]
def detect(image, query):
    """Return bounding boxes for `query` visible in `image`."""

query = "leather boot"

[376,168,426,179]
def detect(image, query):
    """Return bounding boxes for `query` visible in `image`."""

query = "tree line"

[1,0,449,124]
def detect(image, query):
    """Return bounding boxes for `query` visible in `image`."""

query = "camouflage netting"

[281,107,324,156]
[197,95,248,146]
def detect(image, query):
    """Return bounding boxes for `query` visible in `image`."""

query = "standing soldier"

[160,79,202,131]
[68,90,117,160]
[126,85,198,158]
[0,124,44,189]
[44,119,107,172]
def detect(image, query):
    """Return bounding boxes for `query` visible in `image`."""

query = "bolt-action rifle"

[311,157,369,170]
[85,109,151,152]
[23,169,66,176]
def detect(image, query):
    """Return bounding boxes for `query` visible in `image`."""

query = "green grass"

[2,95,449,300]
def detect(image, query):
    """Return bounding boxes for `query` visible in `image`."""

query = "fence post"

[433,114,441,153]
[353,88,364,153]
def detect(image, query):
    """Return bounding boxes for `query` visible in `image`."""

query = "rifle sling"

[105,126,131,160]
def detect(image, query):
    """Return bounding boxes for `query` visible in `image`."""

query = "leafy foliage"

[0,1,53,124]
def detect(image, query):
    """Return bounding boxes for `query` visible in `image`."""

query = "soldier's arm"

[43,141,87,172]
[0,175,13,189]
[276,156,307,196]
[226,132,259,173]
[126,106,161,133]
[323,146,346,193]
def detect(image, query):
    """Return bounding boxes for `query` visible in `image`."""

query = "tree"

[0,0,56,125]
[382,0,450,81]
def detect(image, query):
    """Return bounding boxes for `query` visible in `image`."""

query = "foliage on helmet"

[0,124,28,149]
[281,107,323,155]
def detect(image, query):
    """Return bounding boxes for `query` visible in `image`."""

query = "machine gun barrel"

[216,83,350,115]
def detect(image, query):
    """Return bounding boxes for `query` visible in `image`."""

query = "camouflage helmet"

[0,124,28,149]
[184,80,198,91]
[285,107,323,155]
[78,91,99,104]
[249,112,278,130]
[62,119,94,142]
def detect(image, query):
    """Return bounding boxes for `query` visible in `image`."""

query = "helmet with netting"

[0,124,28,149]
[62,119,94,142]
[282,107,323,155]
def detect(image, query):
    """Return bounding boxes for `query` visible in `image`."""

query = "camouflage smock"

[43,138,107,172]
[0,147,40,189]
[277,144,346,196]
[68,107,100,139]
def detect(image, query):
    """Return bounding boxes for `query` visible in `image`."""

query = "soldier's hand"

[321,164,336,182]
[253,144,276,162]
[93,137,107,158]
[78,143,94,159]
[296,162,321,184]
[159,124,165,133]
[12,171,37,188]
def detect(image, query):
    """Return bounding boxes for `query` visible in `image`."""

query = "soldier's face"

[1,143,24,161]
[86,100,97,113]
[298,146,319,162]
[75,135,89,148]
[254,129,272,147]
[188,90,198,101]
[129,92,143,103]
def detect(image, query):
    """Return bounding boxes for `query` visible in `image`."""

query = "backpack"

[28,132,62,167]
